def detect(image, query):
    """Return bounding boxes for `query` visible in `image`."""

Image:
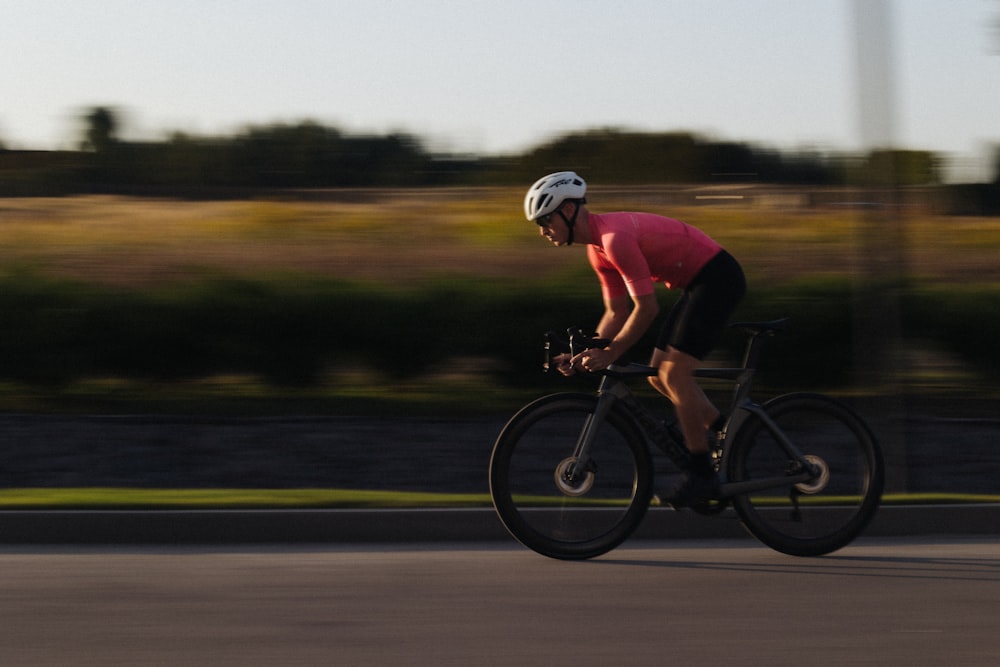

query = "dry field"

[1,188,997,288]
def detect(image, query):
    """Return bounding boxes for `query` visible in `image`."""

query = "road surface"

[0,537,997,665]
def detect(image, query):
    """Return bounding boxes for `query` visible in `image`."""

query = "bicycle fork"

[563,377,629,484]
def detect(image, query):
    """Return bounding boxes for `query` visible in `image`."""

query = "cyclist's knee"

[658,356,699,396]
[658,360,682,387]
[651,365,685,404]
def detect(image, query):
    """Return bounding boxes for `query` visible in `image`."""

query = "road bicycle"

[488,319,884,560]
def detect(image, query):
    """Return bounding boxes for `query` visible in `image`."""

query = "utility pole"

[851,0,908,492]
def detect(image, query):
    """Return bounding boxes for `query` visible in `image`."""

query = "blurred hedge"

[0,271,996,396]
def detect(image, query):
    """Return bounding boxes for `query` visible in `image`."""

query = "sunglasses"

[535,213,554,227]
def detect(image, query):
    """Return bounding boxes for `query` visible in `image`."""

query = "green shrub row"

[0,270,996,393]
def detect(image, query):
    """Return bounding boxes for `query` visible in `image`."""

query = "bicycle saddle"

[730,318,790,336]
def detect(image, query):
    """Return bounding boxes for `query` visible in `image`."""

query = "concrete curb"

[0,505,997,545]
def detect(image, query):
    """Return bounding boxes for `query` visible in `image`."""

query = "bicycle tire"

[726,392,883,556]
[489,393,653,560]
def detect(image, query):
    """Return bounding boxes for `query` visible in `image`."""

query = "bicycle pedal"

[690,498,728,516]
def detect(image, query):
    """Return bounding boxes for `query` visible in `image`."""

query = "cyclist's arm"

[597,292,659,358]
[594,294,629,341]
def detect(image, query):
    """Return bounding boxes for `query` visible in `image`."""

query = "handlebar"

[543,327,610,373]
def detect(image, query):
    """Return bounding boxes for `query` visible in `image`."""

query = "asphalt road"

[0,537,997,666]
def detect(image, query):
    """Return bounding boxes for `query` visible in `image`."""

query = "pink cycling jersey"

[585,212,722,300]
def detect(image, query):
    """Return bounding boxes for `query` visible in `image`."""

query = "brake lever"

[567,326,610,356]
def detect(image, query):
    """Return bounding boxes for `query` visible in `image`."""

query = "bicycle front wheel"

[489,393,653,560]
[727,393,884,557]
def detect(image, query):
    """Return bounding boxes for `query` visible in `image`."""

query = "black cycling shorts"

[655,250,746,360]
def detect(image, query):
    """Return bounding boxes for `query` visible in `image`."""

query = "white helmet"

[524,171,587,221]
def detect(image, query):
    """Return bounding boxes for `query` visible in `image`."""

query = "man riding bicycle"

[524,171,746,507]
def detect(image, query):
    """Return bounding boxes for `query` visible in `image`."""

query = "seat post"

[740,331,769,370]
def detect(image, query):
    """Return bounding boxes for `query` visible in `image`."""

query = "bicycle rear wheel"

[489,393,653,560]
[727,393,883,557]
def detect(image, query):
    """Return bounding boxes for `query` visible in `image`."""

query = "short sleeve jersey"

[585,212,722,300]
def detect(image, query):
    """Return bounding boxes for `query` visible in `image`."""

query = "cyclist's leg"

[650,346,718,455]
[649,251,745,503]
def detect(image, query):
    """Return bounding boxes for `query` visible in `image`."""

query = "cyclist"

[524,171,746,507]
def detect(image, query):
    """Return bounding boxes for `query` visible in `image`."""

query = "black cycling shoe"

[663,471,721,509]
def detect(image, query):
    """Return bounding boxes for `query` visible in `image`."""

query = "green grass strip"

[0,488,493,510]
[0,489,997,510]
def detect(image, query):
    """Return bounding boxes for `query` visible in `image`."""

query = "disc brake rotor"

[554,457,594,497]
[795,454,831,494]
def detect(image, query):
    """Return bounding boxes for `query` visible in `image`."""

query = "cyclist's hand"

[571,348,614,373]
[552,353,576,376]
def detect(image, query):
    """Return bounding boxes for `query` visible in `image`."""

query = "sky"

[3,0,999,180]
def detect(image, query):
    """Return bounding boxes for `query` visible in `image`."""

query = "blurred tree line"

[0,106,998,213]
[1,271,997,406]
